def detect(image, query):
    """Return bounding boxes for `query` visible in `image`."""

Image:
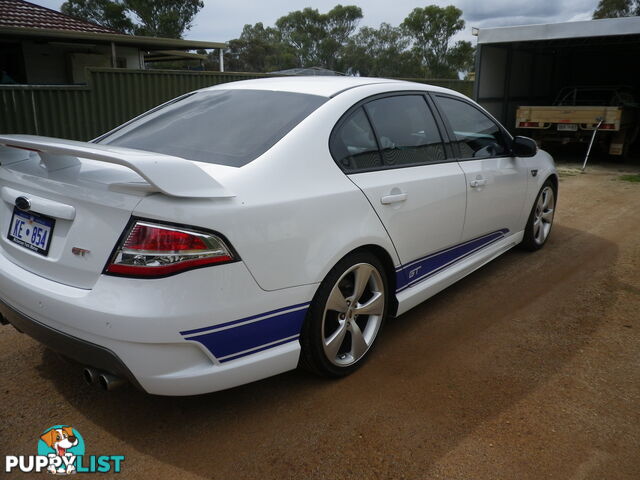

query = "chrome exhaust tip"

[83,367,99,385]
[97,372,126,391]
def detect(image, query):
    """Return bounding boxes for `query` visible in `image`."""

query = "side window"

[436,96,509,159]
[331,107,382,172]
[365,95,446,167]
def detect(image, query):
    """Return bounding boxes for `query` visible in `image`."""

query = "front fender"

[524,149,557,217]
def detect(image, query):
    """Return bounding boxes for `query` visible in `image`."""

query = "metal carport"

[474,17,640,134]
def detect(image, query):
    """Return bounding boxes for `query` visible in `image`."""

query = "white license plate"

[557,123,578,131]
[8,208,55,256]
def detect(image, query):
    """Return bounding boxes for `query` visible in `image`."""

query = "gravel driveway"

[1,162,639,479]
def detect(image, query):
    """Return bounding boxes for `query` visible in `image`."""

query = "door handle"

[380,192,408,204]
[470,179,487,188]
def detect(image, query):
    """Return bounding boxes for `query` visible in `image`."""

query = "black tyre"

[521,179,557,251]
[299,251,389,377]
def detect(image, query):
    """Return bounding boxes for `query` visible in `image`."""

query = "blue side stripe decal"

[217,336,300,363]
[179,302,310,336]
[395,229,509,293]
[181,229,508,362]
[181,303,309,363]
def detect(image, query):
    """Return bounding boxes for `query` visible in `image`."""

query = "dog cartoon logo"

[37,426,85,475]
[5,426,123,474]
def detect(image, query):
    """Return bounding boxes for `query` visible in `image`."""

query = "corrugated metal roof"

[478,16,640,45]
[0,0,119,34]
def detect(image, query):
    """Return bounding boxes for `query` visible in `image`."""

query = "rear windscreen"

[99,89,327,167]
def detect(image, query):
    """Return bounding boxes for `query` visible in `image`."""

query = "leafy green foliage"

[340,23,420,77]
[61,0,135,34]
[225,4,474,78]
[275,5,363,70]
[126,0,203,38]
[593,0,640,18]
[446,40,475,78]
[401,5,471,78]
[224,23,297,72]
[61,1,475,77]
[60,0,204,38]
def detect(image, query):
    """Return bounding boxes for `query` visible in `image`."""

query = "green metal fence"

[0,68,474,141]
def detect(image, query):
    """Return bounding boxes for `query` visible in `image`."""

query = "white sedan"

[0,77,557,395]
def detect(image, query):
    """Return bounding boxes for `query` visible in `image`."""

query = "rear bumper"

[0,252,317,395]
[0,299,143,390]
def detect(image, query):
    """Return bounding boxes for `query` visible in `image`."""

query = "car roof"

[200,76,433,98]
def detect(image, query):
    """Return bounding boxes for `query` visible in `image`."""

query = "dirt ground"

[1,161,639,480]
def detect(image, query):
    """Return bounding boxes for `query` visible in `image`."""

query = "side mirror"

[511,136,537,157]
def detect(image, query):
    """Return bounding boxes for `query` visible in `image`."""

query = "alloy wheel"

[321,263,385,367]
[533,186,555,245]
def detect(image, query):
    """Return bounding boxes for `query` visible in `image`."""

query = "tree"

[446,39,475,79]
[223,23,297,72]
[341,23,421,77]
[125,0,203,38]
[401,5,473,78]
[223,3,474,78]
[275,5,363,70]
[593,0,640,18]
[60,0,204,38]
[61,0,135,34]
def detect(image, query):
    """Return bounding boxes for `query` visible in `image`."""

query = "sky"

[32,0,600,44]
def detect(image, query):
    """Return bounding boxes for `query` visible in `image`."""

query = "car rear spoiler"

[0,135,233,199]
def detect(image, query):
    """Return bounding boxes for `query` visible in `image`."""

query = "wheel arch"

[520,172,558,251]
[312,243,399,318]
[299,243,398,376]
[546,173,559,193]
[353,244,398,316]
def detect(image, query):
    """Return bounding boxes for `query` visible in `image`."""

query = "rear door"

[331,93,467,290]
[432,94,528,242]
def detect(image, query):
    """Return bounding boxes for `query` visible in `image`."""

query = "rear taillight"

[518,121,540,128]
[105,220,235,278]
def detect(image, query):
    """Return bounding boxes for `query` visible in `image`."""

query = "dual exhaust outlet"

[82,367,126,391]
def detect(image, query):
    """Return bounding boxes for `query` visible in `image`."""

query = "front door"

[432,94,529,242]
